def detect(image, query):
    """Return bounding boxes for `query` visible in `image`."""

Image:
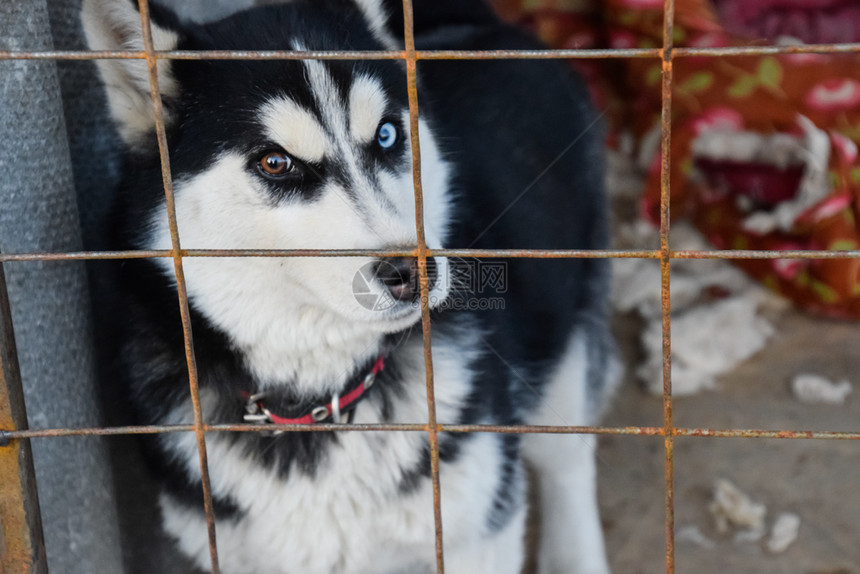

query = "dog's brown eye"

[259,152,294,177]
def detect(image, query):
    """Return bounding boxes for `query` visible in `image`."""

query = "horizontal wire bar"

[0,248,657,261]
[416,48,658,59]
[671,249,860,259]
[418,43,860,58]
[0,49,145,60]
[164,50,406,60]
[674,43,860,56]
[3,248,859,262]
[674,428,860,439]
[0,250,171,262]
[3,423,859,440]
[2,43,858,62]
[0,49,402,61]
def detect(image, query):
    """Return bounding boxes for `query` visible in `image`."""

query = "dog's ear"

[81,0,181,145]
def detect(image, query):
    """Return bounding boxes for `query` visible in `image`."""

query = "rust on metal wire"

[0,260,47,574]
[659,0,677,572]
[673,428,860,439]
[0,248,658,262]
[0,49,404,61]
[0,250,172,262]
[5,422,860,441]
[671,249,860,259]
[2,247,860,263]
[401,1,446,572]
[3,41,860,62]
[416,48,659,59]
[673,43,860,56]
[137,1,221,571]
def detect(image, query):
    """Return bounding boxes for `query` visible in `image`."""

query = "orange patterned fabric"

[494,0,860,318]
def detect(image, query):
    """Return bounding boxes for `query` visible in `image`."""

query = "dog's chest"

[163,427,504,574]
[165,431,434,573]
[159,339,504,574]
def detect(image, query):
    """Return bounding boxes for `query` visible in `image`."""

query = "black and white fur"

[83,1,615,572]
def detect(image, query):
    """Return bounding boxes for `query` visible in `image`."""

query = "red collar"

[242,355,385,425]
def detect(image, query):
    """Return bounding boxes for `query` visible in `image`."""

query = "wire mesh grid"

[1,0,860,572]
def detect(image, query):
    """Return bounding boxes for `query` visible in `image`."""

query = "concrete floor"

[596,310,860,574]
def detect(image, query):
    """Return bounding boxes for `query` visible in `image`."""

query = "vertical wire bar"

[136,2,220,572]
[0,261,47,574]
[659,0,676,572]
[401,1,445,571]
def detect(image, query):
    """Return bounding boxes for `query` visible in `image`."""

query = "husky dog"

[82,0,615,572]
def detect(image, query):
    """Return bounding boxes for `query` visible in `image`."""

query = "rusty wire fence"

[1,0,860,572]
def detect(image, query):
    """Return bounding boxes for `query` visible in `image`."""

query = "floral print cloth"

[493,0,860,318]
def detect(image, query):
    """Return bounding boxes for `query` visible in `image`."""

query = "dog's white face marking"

[349,75,388,142]
[299,52,347,139]
[259,99,330,164]
[147,59,452,389]
[83,0,452,388]
[351,0,399,50]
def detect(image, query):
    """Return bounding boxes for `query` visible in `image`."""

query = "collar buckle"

[243,392,273,424]
[363,371,377,389]
[311,405,330,422]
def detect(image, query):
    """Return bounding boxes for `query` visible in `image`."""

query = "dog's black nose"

[374,257,438,301]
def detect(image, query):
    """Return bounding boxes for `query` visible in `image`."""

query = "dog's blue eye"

[377,122,397,149]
